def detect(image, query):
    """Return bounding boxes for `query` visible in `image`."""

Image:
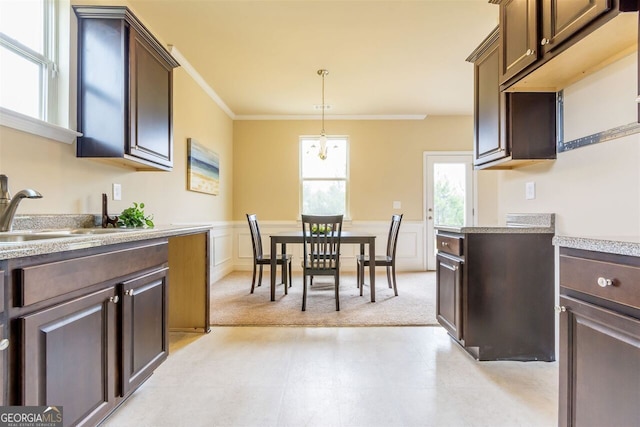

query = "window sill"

[0,107,82,144]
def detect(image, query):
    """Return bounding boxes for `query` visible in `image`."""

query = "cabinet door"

[499,0,539,83]
[558,295,640,427]
[474,37,508,167]
[121,268,168,395]
[128,27,174,169]
[21,287,118,427]
[0,270,5,406]
[436,254,463,340]
[541,0,611,54]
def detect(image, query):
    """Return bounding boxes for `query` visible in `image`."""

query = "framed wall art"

[187,138,219,195]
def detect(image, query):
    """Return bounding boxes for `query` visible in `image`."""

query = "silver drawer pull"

[597,277,613,288]
[554,305,566,313]
[441,263,458,272]
[125,289,134,296]
[109,295,119,304]
[441,242,449,247]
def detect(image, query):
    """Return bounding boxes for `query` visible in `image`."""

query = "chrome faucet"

[0,175,43,232]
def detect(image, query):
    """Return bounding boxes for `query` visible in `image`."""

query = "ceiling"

[123,0,498,119]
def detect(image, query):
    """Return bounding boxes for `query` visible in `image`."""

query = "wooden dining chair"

[246,214,292,294]
[357,214,403,296]
[300,214,343,311]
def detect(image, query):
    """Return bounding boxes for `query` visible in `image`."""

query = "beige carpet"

[210,270,437,326]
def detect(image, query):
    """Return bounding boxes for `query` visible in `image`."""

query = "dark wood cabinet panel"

[74,6,178,171]
[470,29,508,166]
[20,287,117,427]
[121,268,168,395]
[541,0,611,55]
[558,295,640,427]
[128,28,173,168]
[436,254,462,341]
[0,270,5,407]
[499,0,539,83]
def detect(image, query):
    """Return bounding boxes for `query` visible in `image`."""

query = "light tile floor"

[103,326,558,427]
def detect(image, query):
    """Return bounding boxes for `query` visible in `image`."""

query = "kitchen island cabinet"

[436,214,555,361]
[555,238,640,427]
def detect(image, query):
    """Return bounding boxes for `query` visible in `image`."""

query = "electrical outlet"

[112,183,122,201]
[525,182,535,200]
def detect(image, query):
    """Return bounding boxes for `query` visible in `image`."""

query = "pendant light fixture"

[317,69,329,160]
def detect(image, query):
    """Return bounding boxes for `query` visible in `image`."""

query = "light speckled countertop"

[553,235,640,257]
[436,213,555,234]
[0,222,212,260]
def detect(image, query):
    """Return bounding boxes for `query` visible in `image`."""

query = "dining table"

[269,230,377,302]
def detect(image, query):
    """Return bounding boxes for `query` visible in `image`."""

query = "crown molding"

[168,45,236,120]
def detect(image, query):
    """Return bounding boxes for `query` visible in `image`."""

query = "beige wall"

[491,52,640,237]
[0,6,233,225]
[233,116,475,221]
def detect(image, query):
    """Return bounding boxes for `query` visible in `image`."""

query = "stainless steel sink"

[0,233,81,243]
[67,228,137,235]
[0,227,142,245]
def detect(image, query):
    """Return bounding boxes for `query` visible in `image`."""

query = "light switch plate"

[393,201,401,209]
[112,183,122,201]
[525,182,535,200]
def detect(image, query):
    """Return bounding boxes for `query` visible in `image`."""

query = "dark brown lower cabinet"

[6,240,169,427]
[21,287,118,427]
[0,269,6,406]
[558,295,640,427]
[121,268,168,395]
[558,247,640,427]
[436,254,462,341]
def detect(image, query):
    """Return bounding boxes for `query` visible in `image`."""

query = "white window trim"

[0,0,79,143]
[0,107,81,144]
[299,135,351,219]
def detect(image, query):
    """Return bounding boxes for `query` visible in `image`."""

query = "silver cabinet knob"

[597,277,613,287]
[541,38,550,46]
[109,295,119,304]
[0,339,9,351]
[125,289,134,296]
[441,242,449,247]
[554,305,566,313]
[526,49,535,56]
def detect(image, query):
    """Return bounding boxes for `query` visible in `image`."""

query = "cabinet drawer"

[436,234,463,257]
[18,241,168,307]
[560,254,640,310]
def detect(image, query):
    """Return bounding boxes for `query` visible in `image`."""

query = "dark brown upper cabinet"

[498,0,539,84]
[493,0,638,92]
[74,6,179,171]
[540,0,611,55]
[468,28,557,170]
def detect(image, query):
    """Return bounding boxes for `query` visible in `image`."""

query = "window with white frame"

[0,0,58,122]
[300,136,349,216]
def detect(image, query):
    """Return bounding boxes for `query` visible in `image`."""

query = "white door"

[424,152,474,270]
